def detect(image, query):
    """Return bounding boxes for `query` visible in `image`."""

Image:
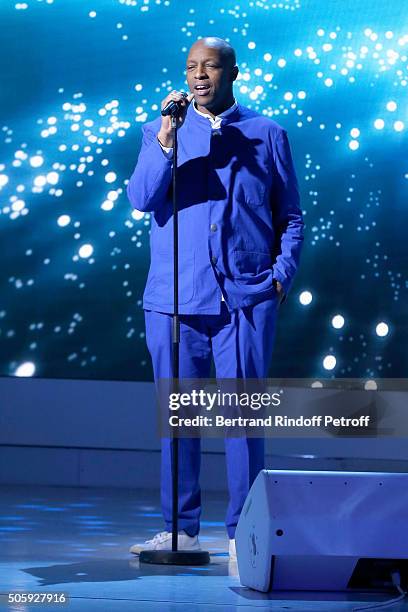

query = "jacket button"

[211,256,218,265]
[210,223,218,232]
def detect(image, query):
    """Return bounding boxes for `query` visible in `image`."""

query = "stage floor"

[0,485,406,611]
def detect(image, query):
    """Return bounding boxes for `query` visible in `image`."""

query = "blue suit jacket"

[127,102,304,314]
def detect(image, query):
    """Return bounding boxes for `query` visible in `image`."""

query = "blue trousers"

[144,298,278,539]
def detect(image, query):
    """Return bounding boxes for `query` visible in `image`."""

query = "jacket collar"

[192,98,238,122]
[186,99,242,129]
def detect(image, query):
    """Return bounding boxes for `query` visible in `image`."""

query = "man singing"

[127,37,304,558]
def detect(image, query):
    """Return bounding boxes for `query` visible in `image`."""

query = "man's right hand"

[157,90,194,148]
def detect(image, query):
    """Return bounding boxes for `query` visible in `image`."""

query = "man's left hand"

[274,279,285,305]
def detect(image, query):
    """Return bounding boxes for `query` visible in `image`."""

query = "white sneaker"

[129,530,201,555]
[229,538,237,560]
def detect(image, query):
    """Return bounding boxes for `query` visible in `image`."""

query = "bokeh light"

[0,0,406,381]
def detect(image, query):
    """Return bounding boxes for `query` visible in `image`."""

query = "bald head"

[190,37,237,68]
[186,37,239,116]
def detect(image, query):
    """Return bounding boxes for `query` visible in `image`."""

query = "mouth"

[194,83,212,96]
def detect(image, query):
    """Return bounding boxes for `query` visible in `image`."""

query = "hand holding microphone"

[157,90,194,148]
[161,91,190,117]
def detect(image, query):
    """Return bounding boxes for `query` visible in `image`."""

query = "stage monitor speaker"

[235,469,408,593]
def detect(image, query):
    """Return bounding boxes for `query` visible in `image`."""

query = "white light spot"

[350,128,360,138]
[364,379,378,390]
[11,199,25,212]
[107,190,119,201]
[263,53,272,61]
[374,118,384,130]
[248,41,256,50]
[0,174,9,188]
[15,150,27,160]
[349,140,359,150]
[29,155,44,168]
[46,171,59,185]
[324,78,333,87]
[386,100,397,111]
[15,362,36,377]
[131,209,144,221]
[34,175,47,187]
[394,120,404,132]
[331,315,345,329]
[277,58,286,68]
[376,322,389,337]
[105,171,117,183]
[299,291,313,305]
[101,200,114,211]
[57,215,71,227]
[78,244,93,259]
[323,355,336,370]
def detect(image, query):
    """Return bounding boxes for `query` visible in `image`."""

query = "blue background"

[0,0,407,381]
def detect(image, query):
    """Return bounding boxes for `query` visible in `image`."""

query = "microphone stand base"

[139,549,211,566]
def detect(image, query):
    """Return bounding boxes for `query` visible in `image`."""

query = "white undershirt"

[191,98,238,128]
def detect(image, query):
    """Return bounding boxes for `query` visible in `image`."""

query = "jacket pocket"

[235,170,267,207]
[145,250,195,305]
[232,250,272,279]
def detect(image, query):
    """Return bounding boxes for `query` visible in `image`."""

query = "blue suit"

[127,102,304,538]
[127,102,304,314]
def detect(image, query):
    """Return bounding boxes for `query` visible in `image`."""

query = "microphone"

[161,91,188,117]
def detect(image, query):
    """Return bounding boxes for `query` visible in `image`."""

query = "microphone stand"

[139,107,210,566]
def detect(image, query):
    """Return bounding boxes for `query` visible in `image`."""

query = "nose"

[194,64,208,80]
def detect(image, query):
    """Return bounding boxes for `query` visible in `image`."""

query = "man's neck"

[194,95,236,118]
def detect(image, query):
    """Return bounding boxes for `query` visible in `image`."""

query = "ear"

[230,65,239,82]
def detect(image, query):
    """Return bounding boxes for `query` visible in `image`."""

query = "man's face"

[186,43,236,111]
